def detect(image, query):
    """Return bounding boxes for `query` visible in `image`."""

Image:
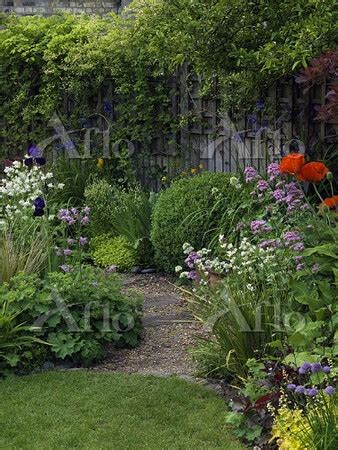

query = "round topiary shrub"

[91,235,137,271]
[151,172,247,272]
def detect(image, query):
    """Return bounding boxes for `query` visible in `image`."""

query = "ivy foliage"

[0,11,176,155]
[127,0,337,109]
[0,0,336,155]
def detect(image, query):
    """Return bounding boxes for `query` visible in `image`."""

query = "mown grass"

[0,371,245,450]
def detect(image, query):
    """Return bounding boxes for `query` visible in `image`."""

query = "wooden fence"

[135,70,337,190]
[1,68,337,191]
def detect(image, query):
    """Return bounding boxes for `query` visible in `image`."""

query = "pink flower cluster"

[272,181,306,212]
[244,163,308,212]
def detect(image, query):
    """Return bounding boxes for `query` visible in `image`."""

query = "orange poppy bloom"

[279,153,305,174]
[321,195,338,209]
[297,162,329,182]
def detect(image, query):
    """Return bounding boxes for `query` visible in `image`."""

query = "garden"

[0,1,337,449]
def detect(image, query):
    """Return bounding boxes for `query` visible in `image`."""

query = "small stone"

[140,268,157,274]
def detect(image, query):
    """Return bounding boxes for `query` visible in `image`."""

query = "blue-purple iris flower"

[33,197,45,217]
[25,144,46,167]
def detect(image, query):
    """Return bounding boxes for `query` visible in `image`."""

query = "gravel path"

[92,274,207,377]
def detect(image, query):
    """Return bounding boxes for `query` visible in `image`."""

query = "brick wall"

[0,0,131,15]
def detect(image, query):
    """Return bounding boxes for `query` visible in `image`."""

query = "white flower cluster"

[182,242,194,254]
[229,176,242,190]
[0,160,63,220]
[219,236,279,277]
[180,243,229,280]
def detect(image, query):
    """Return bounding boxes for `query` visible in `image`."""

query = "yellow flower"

[191,168,197,174]
[161,176,168,183]
[96,158,104,170]
[199,163,204,169]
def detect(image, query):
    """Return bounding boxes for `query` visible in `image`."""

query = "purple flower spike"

[79,237,88,246]
[306,388,318,397]
[287,383,297,391]
[291,243,305,252]
[283,231,301,243]
[311,362,322,373]
[188,270,197,280]
[323,366,331,374]
[299,362,311,374]
[63,249,72,257]
[257,179,269,192]
[81,216,89,225]
[295,386,305,394]
[250,219,272,234]
[244,166,258,183]
[324,386,335,396]
[267,163,281,181]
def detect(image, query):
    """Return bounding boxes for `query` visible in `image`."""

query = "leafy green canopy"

[0,0,336,155]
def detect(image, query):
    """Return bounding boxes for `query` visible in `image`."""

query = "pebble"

[140,268,157,274]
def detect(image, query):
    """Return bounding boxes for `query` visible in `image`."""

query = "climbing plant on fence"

[0,12,178,157]
[0,0,336,160]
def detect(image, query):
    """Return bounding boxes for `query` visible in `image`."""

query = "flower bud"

[326,172,333,182]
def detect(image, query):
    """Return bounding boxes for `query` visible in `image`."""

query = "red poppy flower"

[279,153,305,174]
[321,195,338,209]
[297,162,329,182]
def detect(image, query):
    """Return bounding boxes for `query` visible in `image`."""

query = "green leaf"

[309,371,325,385]
[4,353,20,367]
[303,244,337,259]
[290,280,319,306]
[284,352,317,367]
[333,268,338,285]
[47,313,61,328]
[245,425,263,442]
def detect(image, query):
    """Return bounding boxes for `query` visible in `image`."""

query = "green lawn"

[0,371,244,450]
